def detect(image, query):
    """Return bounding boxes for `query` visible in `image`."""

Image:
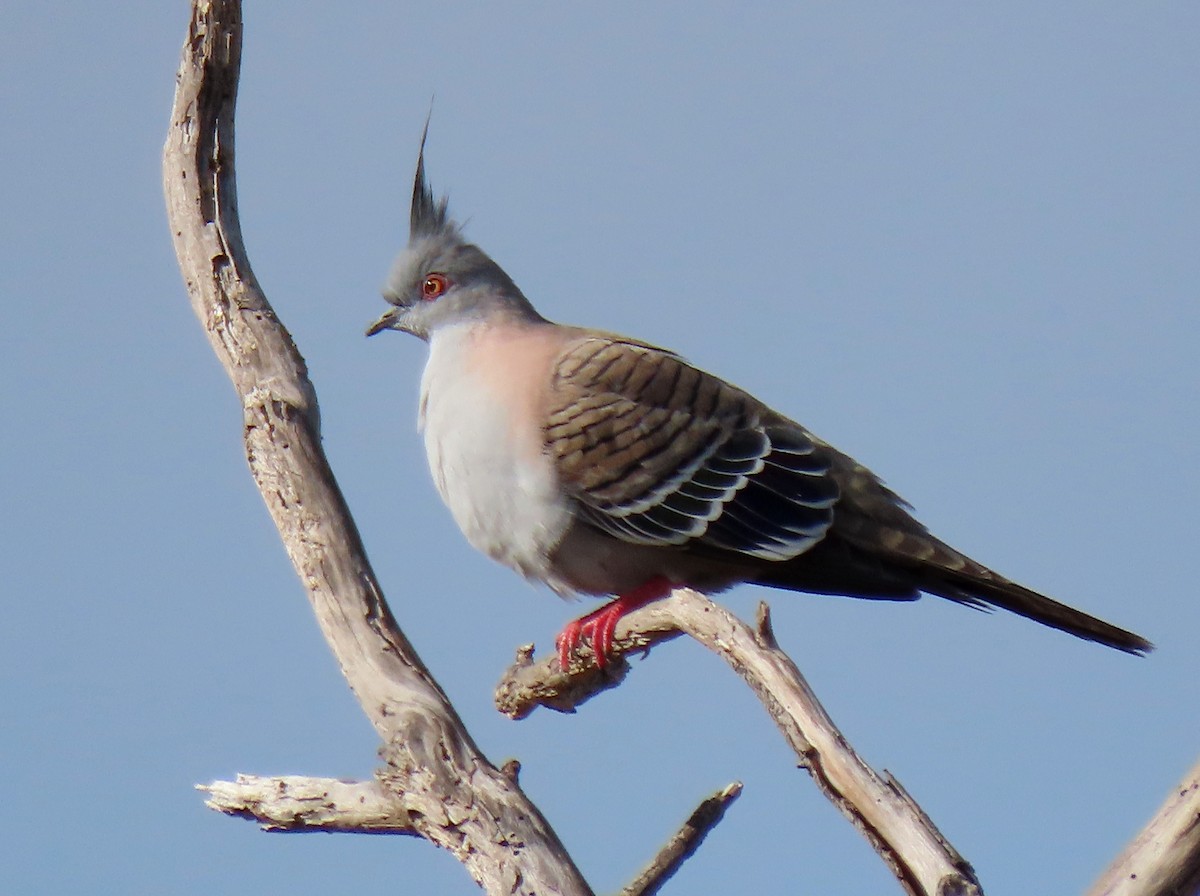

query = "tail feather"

[752,531,1153,655]
[922,565,1152,655]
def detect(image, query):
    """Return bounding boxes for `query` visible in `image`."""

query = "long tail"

[920,562,1152,655]
[753,534,1153,655]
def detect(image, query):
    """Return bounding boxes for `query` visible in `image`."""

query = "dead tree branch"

[1087,758,1200,896]
[621,782,744,896]
[504,591,1200,896]
[499,589,983,896]
[164,3,737,892]
[200,776,416,834]
[163,4,1189,895]
[163,2,605,893]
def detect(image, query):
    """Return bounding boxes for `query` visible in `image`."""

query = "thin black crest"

[410,117,452,240]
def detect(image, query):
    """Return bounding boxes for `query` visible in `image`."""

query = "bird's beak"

[366,306,404,337]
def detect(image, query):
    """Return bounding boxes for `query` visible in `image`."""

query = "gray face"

[366,137,540,341]
[368,235,533,341]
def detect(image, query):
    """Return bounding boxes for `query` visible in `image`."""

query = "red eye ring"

[421,273,449,300]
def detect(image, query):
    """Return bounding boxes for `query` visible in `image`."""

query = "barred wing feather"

[547,338,838,561]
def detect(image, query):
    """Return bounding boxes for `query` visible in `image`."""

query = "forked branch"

[498,591,983,896]
[165,3,739,893]
[165,2,587,893]
[163,3,1197,895]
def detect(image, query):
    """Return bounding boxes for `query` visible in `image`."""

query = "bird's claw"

[554,577,674,672]
[555,605,622,671]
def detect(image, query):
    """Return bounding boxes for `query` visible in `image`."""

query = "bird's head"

[367,126,541,342]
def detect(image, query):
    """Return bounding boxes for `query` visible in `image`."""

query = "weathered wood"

[621,782,743,896]
[498,591,984,896]
[162,3,592,893]
[1087,759,1200,896]
[163,4,1185,895]
[201,776,415,834]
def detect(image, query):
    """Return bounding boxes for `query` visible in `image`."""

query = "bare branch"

[200,776,415,834]
[496,631,680,720]
[497,589,983,896]
[1087,758,1200,896]
[621,782,743,896]
[164,6,1180,896]
[163,3,592,893]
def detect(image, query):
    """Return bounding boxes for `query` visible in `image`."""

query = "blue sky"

[2,3,1197,893]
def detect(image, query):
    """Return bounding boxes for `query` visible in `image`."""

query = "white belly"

[418,325,573,585]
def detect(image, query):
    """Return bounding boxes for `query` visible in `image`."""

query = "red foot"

[555,576,674,671]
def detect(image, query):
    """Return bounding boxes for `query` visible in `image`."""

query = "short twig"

[621,782,743,896]
[200,775,414,834]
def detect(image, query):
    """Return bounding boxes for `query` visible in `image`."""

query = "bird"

[367,131,1152,670]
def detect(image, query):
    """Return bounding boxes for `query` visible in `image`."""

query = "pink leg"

[556,576,674,671]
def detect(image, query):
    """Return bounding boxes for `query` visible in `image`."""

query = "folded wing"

[547,337,838,561]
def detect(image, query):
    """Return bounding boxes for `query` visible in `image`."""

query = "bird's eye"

[421,273,449,300]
